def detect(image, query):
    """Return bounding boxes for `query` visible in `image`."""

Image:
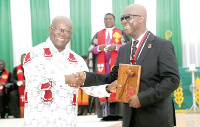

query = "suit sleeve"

[83,47,121,87]
[83,65,118,87]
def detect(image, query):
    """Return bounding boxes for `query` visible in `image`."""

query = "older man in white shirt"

[23,16,116,127]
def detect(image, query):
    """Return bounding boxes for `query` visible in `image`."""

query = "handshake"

[65,72,86,88]
[65,72,121,93]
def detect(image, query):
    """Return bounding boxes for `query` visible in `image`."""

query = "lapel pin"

[148,44,152,48]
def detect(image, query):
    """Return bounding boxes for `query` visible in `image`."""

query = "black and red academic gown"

[87,27,129,118]
[16,65,25,118]
[0,69,11,115]
[10,65,24,118]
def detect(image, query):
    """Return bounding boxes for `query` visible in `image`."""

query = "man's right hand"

[65,74,82,88]
[99,45,106,51]
[65,72,86,88]
[76,72,86,83]
[0,82,5,86]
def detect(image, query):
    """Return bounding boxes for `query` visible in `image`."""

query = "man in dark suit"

[69,4,180,127]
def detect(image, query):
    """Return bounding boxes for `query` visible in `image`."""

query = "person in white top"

[23,16,119,127]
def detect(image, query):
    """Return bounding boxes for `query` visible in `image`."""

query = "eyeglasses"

[0,64,4,67]
[120,14,141,22]
[51,27,72,35]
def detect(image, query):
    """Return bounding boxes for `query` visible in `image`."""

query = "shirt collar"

[132,30,148,48]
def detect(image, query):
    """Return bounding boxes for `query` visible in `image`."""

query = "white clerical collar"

[132,30,148,48]
[106,27,115,31]
[105,27,115,39]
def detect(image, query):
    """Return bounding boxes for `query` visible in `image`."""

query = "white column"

[49,0,70,23]
[91,0,112,36]
[10,0,33,67]
[180,0,200,67]
[49,0,71,48]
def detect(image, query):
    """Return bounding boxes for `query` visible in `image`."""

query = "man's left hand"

[127,95,141,108]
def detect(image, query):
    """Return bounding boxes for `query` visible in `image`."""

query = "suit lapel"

[136,32,155,65]
[125,41,132,64]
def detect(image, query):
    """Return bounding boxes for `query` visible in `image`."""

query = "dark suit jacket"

[84,31,180,127]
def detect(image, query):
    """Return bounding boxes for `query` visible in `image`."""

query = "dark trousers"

[129,108,142,127]
[0,90,7,118]
[9,90,20,118]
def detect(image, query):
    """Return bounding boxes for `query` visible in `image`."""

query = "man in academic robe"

[87,13,129,121]
[0,60,12,118]
[10,54,26,118]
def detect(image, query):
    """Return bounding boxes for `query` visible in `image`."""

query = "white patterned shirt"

[23,38,110,127]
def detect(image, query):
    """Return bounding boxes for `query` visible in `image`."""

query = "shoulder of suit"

[119,40,131,49]
[154,35,172,44]
[150,33,173,48]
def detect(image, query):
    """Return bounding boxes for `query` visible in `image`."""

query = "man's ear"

[139,16,145,24]
[48,27,52,33]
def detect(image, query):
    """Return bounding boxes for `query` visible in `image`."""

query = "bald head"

[125,4,147,18]
[124,4,147,27]
[51,16,72,29]
[121,4,147,39]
